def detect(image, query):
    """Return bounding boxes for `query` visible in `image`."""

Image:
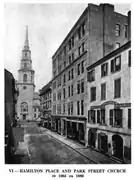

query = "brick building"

[40,81,52,128]
[86,41,131,163]
[51,3,131,145]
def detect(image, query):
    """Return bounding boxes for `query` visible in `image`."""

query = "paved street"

[13,122,94,164]
[12,122,121,164]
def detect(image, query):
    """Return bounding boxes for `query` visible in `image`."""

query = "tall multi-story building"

[40,81,52,128]
[16,26,40,121]
[86,41,131,163]
[51,3,131,145]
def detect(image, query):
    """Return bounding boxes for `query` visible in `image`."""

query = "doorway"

[112,134,123,159]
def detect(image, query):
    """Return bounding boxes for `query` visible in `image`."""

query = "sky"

[4,3,131,92]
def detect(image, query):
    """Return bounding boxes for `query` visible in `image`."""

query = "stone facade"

[86,41,131,163]
[40,81,52,128]
[51,3,130,145]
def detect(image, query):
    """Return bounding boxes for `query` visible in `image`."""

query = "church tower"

[16,26,35,121]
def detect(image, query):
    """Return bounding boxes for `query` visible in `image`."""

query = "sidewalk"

[41,128,120,164]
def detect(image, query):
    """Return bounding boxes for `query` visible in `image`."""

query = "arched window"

[21,102,28,112]
[23,74,27,82]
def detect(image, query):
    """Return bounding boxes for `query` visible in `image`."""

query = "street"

[13,122,94,164]
[12,122,121,164]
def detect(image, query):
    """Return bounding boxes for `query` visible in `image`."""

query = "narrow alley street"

[11,121,121,164]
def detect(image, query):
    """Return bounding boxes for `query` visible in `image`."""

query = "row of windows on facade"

[88,108,131,129]
[53,100,84,116]
[54,42,86,77]
[53,79,84,101]
[88,50,131,83]
[43,100,51,110]
[53,21,86,69]
[116,24,128,38]
[90,78,121,102]
[53,23,127,70]
[42,92,52,101]
[53,60,84,89]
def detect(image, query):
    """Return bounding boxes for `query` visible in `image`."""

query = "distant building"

[16,26,39,121]
[51,3,131,145]
[39,81,52,128]
[33,92,41,120]
[86,41,131,163]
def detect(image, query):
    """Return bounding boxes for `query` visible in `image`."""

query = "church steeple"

[21,25,31,61]
[24,25,29,50]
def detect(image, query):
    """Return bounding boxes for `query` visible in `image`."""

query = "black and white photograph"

[4,1,131,167]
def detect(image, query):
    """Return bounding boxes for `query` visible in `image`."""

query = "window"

[72,53,74,61]
[68,86,70,97]
[111,55,121,73]
[69,40,71,50]
[109,109,114,125]
[81,100,84,115]
[57,91,61,100]
[77,81,80,94]
[78,63,80,75]
[82,42,85,53]
[128,108,131,129]
[101,63,108,77]
[114,109,122,127]
[71,85,73,96]
[63,74,66,84]
[71,102,73,115]
[97,110,100,124]
[21,102,28,112]
[71,68,74,79]
[53,59,56,69]
[116,24,120,36]
[81,61,84,73]
[124,25,128,38]
[57,104,61,114]
[82,22,86,36]
[72,37,74,47]
[68,102,70,115]
[100,109,105,125]
[90,87,96,101]
[77,101,80,115]
[53,105,56,114]
[69,55,71,64]
[116,42,120,49]
[87,69,95,82]
[64,61,66,68]
[53,81,56,89]
[81,79,84,93]
[34,114,36,118]
[63,103,66,114]
[63,88,66,99]
[128,50,131,67]
[101,83,106,100]
[78,28,81,39]
[23,74,27,82]
[114,78,121,98]
[89,110,95,124]
[58,77,61,87]
[78,46,82,56]
[53,93,56,101]
[64,46,66,56]
[68,70,71,81]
